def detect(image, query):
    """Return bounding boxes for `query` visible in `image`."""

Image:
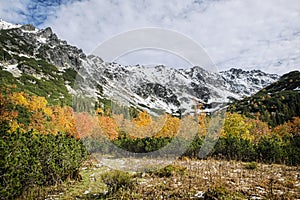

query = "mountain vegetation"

[0,21,299,199]
[1,84,300,198]
[228,70,300,127]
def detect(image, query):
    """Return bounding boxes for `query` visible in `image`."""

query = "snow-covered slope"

[220,68,279,97]
[78,55,279,116]
[0,20,21,30]
[0,20,279,115]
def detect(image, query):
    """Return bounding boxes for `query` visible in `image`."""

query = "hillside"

[228,70,300,127]
[0,23,84,105]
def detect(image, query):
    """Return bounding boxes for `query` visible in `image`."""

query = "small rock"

[250,195,262,199]
[233,169,241,173]
[90,177,96,182]
[96,163,102,168]
[194,191,204,198]
[83,189,90,195]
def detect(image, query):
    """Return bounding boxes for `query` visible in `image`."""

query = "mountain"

[0,20,279,115]
[220,68,279,96]
[228,70,300,127]
[78,59,278,116]
[0,21,85,105]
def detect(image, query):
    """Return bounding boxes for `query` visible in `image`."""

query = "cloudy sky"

[0,0,299,74]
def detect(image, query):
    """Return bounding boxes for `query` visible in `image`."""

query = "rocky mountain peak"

[0,21,86,70]
[41,27,53,37]
[20,24,36,31]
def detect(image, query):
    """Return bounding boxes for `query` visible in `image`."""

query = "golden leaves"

[2,85,298,144]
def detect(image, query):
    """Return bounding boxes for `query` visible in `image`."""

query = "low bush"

[153,164,187,178]
[244,162,258,170]
[0,129,87,199]
[101,170,135,195]
[204,186,229,200]
[212,135,299,165]
[82,133,299,166]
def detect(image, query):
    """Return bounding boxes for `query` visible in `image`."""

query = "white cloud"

[1,0,299,74]
[0,0,29,24]
[0,0,77,25]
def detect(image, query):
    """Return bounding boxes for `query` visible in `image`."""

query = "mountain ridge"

[0,20,280,115]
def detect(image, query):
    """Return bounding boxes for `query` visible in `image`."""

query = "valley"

[0,20,299,200]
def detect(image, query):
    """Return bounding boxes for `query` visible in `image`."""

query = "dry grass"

[19,157,300,199]
[116,158,300,199]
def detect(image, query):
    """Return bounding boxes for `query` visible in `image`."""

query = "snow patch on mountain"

[77,56,279,115]
[220,68,279,97]
[0,20,21,30]
[2,64,22,77]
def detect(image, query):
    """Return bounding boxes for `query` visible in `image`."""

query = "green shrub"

[0,70,17,86]
[183,136,203,158]
[101,170,134,195]
[204,186,229,200]
[82,132,300,166]
[244,162,258,170]
[153,164,187,178]
[213,135,257,161]
[0,129,87,199]
[255,136,285,164]
[0,48,12,61]
[203,186,246,200]
[62,68,77,87]
[284,135,300,165]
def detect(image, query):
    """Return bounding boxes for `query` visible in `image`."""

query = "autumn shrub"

[0,129,87,199]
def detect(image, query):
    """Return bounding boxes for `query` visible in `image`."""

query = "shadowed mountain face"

[0,20,279,115]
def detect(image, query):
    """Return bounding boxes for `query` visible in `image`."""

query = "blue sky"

[0,0,299,74]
